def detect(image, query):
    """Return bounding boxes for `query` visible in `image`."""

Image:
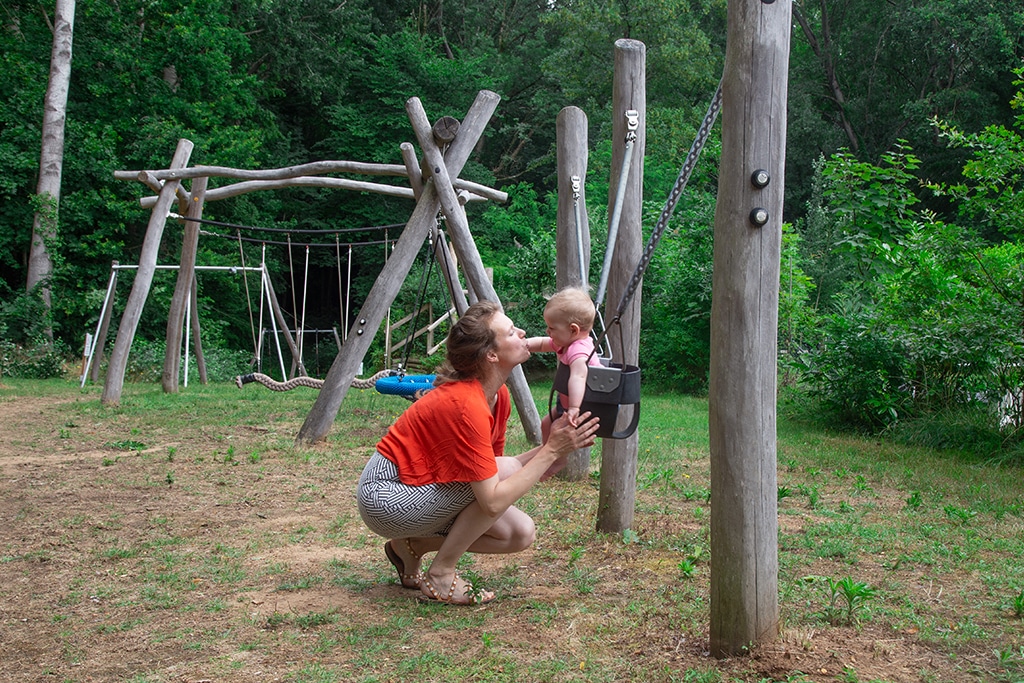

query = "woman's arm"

[471,412,598,517]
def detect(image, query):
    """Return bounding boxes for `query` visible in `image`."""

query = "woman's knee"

[503,511,536,551]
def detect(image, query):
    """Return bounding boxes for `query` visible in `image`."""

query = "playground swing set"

[93,82,722,442]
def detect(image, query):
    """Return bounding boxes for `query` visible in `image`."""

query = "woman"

[356,301,599,605]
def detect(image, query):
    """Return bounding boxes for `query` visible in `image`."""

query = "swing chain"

[608,82,723,326]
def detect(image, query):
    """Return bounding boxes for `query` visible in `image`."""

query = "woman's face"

[489,312,530,368]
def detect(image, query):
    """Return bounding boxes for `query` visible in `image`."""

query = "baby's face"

[544,312,582,349]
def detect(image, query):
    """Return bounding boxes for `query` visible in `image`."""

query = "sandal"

[384,540,421,589]
[418,571,495,605]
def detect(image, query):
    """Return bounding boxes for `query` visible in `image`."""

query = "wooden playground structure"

[98,0,792,655]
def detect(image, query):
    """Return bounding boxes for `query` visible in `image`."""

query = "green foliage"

[793,134,1024,442]
[820,576,877,626]
[929,67,1024,241]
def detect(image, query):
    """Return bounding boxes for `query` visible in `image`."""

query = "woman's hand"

[547,411,599,456]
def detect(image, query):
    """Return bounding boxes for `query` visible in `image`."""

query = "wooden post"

[555,105,593,479]
[596,39,645,533]
[401,141,469,315]
[162,176,207,392]
[708,0,790,657]
[297,91,503,444]
[406,96,543,446]
[102,138,193,405]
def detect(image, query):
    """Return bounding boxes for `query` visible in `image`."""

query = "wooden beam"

[162,176,208,393]
[296,91,503,444]
[406,96,543,445]
[596,39,645,533]
[555,105,592,480]
[709,0,791,657]
[102,138,194,405]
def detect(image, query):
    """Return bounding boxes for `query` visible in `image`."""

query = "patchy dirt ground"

[0,384,1017,682]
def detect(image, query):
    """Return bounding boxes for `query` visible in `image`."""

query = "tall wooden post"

[102,138,193,405]
[555,105,592,480]
[596,39,645,533]
[709,0,791,656]
[163,176,207,393]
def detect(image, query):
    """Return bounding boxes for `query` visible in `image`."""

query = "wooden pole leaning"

[400,142,470,315]
[596,39,646,533]
[708,0,791,657]
[405,96,543,446]
[102,138,194,405]
[296,91,504,444]
[555,105,593,479]
[163,176,208,393]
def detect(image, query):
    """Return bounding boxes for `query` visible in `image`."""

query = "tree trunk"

[596,39,645,534]
[26,0,76,334]
[708,0,791,657]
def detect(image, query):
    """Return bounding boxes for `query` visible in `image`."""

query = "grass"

[0,378,1022,682]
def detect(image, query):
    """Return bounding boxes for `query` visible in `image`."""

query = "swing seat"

[375,373,436,399]
[552,360,641,439]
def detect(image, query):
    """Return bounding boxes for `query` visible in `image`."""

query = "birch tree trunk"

[26,0,76,334]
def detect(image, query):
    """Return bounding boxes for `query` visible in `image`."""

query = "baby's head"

[544,287,596,337]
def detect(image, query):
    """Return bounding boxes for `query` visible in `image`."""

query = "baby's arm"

[526,336,553,353]
[564,355,591,426]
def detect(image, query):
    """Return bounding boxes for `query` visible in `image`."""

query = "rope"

[197,228,395,249]
[235,369,394,392]
[170,212,402,235]
[287,234,299,341]
[297,244,310,372]
[236,229,259,359]
[336,236,344,339]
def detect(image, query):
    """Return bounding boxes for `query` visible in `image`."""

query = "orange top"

[376,379,510,486]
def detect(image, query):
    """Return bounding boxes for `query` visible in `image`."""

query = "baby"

[527,287,603,475]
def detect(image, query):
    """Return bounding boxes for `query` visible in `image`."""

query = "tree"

[26,0,75,336]
[786,0,1024,216]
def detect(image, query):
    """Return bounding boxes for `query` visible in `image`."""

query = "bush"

[0,338,73,379]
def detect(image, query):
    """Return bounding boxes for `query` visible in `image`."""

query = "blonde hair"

[544,287,596,331]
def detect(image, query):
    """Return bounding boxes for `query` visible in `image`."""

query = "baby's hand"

[565,407,580,427]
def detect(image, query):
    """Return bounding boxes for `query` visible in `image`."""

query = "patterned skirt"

[356,453,477,538]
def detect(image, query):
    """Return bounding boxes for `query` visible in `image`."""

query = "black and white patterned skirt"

[356,453,477,538]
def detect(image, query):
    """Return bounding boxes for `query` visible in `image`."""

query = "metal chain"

[606,82,723,329]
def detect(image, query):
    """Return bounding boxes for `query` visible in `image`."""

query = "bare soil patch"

[0,387,1017,682]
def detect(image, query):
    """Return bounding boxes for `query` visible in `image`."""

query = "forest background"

[1,0,1023,455]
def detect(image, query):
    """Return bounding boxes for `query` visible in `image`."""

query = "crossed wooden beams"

[297,90,542,444]
[101,90,542,445]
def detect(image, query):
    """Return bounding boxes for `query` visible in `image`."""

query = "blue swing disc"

[375,374,437,397]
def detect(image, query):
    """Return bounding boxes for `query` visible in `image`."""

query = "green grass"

[0,378,1022,682]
